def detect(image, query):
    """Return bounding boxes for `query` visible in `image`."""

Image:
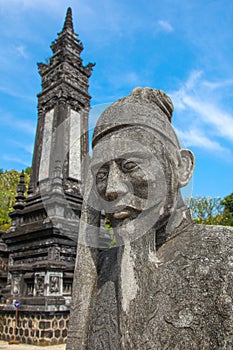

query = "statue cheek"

[96,181,107,197]
[127,168,149,197]
[130,178,148,199]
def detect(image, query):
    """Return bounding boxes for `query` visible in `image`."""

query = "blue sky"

[0,0,233,199]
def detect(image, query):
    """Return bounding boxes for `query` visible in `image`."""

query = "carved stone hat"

[92,87,180,149]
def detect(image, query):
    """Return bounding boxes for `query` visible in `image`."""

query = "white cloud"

[184,70,202,90]
[158,20,174,33]
[169,70,233,159]
[2,155,30,167]
[0,113,36,135]
[176,127,229,153]
[0,85,35,101]
[181,96,233,141]
[124,72,142,85]
[15,45,28,58]
[9,140,34,154]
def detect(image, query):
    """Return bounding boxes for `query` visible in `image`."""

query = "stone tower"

[1,8,94,345]
[30,7,94,196]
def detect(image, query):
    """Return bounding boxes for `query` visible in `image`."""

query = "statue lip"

[107,205,142,221]
[106,205,131,219]
[113,210,130,219]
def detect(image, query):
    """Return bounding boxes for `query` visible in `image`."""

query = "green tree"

[186,194,233,226]
[0,168,31,231]
[185,196,224,225]
[220,193,233,226]
[105,218,116,248]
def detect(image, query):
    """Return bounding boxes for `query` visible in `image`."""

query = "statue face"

[84,90,194,246]
[91,128,169,238]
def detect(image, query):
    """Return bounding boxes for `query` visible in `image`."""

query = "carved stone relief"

[49,276,60,293]
[12,275,21,296]
[34,273,45,297]
[46,272,63,296]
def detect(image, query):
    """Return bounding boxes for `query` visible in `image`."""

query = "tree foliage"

[220,193,233,226]
[0,168,31,231]
[186,194,233,226]
[105,218,116,248]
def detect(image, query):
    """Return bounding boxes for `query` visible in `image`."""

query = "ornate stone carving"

[26,282,34,296]
[49,276,60,294]
[48,247,60,261]
[12,275,21,296]
[34,274,45,297]
[46,272,63,296]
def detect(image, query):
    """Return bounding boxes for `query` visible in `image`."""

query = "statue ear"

[177,149,195,187]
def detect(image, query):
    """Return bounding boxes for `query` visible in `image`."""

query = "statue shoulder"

[192,223,233,242]
[174,223,233,266]
[159,222,233,264]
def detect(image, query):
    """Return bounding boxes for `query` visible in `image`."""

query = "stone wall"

[0,310,69,345]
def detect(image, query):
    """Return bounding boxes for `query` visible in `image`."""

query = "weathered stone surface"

[67,88,233,349]
[118,223,233,349]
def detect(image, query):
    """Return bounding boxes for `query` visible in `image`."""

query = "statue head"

[83,87,194,246]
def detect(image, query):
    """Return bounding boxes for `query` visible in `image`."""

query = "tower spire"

[35,6,94,192]
[14,170,26,210]
[62,7,74,33]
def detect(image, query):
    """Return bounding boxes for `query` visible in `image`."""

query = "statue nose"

[106,191,118,201]
[105,162,128,201]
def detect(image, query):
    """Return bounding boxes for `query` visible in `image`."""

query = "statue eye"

[121,160,138,172]
[96,169,108,181]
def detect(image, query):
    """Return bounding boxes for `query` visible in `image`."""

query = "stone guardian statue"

[66,88,233,350]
